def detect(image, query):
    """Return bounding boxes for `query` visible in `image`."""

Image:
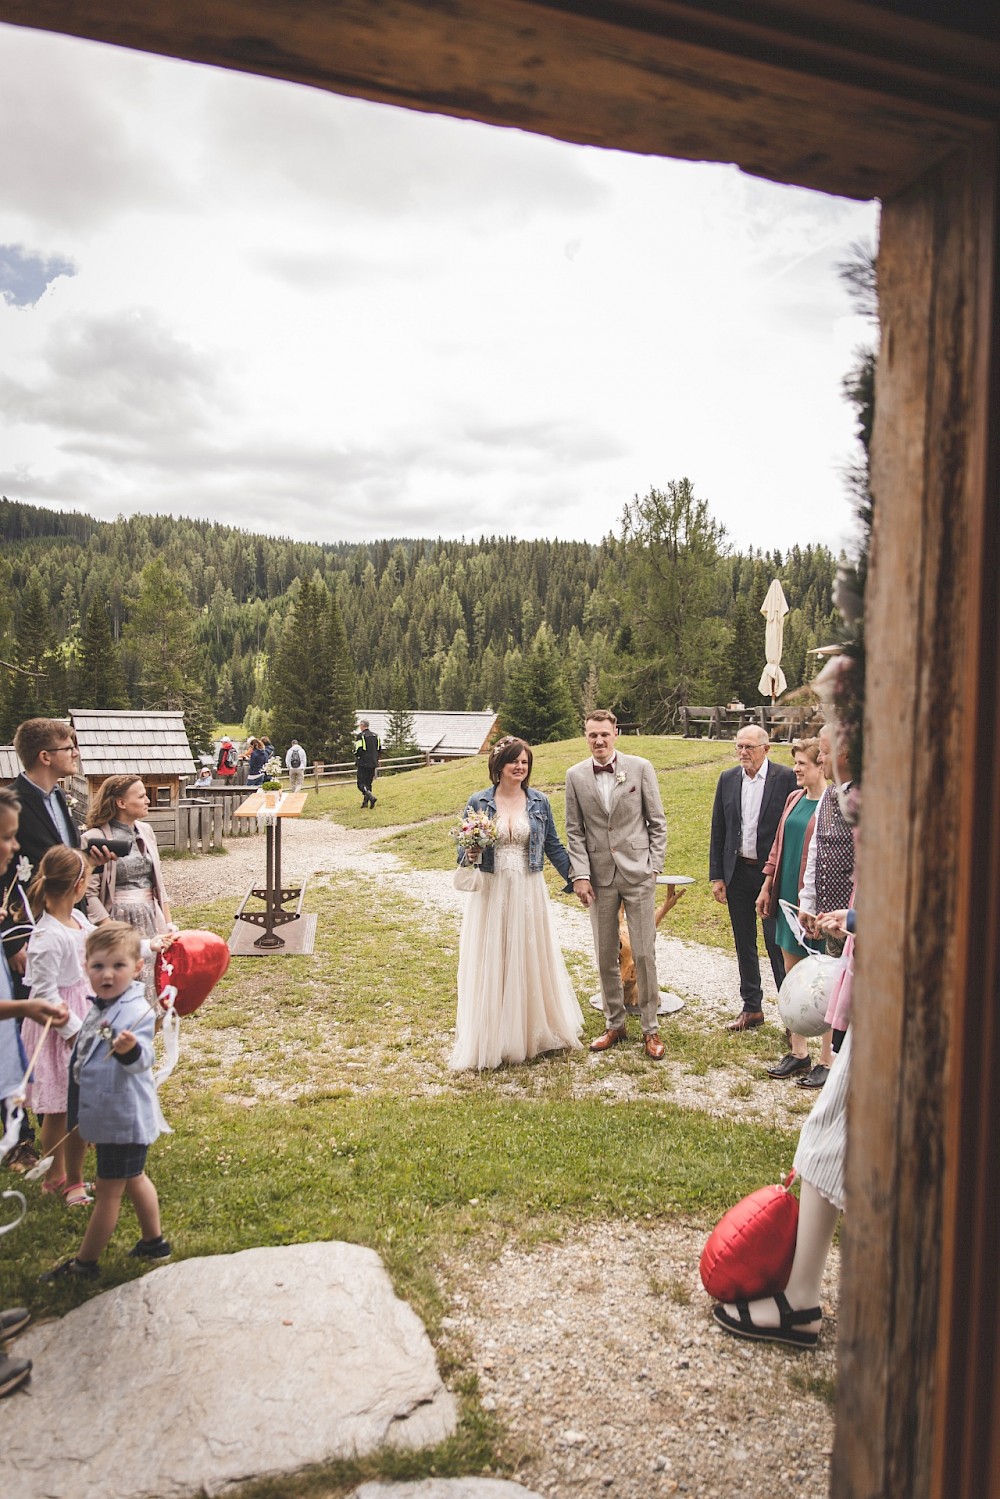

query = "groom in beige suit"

[565,710,668,1059]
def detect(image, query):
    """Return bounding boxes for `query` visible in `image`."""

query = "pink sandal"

[41,1176,68,1196]
[62,1182,94,1207]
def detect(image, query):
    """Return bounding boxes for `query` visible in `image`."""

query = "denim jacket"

[459,786,572,886]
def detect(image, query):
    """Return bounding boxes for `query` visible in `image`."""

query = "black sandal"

[712,1291,822,1349]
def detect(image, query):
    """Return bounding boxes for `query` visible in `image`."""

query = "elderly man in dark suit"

[709,725,797,1031]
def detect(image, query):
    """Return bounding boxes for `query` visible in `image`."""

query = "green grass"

[2,736,809,1493]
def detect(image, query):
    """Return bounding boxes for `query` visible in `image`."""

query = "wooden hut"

[0,746,22,786]
[3,5,999,1497]
[69,709,196,810]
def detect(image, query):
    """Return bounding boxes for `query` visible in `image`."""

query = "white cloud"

[0,21,878,556]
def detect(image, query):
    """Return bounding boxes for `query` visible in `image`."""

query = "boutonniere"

[15,857,31,883]
[615,771,627,786]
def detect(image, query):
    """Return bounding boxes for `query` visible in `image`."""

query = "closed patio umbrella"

[758,579,789,700]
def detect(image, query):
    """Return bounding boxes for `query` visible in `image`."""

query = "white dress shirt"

[592,756,617,812]
[739,757,769,860]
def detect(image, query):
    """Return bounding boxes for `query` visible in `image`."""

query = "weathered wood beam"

[835,133,1000,1499]
[0,0,996,198]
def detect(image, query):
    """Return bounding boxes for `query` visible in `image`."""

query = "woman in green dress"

[756,737,832,1086]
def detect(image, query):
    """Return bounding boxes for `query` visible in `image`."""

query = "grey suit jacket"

[564,752,667,887]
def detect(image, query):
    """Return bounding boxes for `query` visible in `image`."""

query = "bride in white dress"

[450,736,584,1071]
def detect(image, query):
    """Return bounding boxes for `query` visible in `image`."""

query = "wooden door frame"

[2,5,999,1495]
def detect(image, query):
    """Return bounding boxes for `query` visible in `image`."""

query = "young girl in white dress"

[450,737,583,1071]
[22,845,97,1205]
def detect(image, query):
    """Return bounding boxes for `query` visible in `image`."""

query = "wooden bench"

[757,705,810,742]
[679,705,724,738]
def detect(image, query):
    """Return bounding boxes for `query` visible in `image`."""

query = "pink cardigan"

[759,789,819,921]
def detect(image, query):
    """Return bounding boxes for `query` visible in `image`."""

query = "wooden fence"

[143,751,446,853]
[146,796,258,852]
[679,704,814,741]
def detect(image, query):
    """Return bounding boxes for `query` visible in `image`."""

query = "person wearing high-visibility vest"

[354,721,382,809]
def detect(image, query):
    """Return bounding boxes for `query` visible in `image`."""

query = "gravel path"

[168,817,807,1126]
[168,817,839,1497]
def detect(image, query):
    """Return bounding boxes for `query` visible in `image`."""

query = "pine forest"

[0,485,843,754]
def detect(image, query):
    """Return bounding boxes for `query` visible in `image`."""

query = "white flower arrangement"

[15,856,31,884]
[615,771,627,786]
[262,755,284,791]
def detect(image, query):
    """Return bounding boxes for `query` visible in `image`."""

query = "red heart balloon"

[155,930,230,1016]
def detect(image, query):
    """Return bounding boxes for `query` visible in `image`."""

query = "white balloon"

[777,953,841,1037]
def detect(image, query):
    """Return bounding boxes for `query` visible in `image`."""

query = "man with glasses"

[709,725,796,1031]
[1,720,109,1171]
[4,721,111,973]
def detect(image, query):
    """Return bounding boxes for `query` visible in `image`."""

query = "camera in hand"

[83,835,130,857]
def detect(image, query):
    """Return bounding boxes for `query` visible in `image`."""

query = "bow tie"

[593,762,615,775]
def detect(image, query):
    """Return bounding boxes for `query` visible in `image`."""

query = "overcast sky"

[0,22,878,555]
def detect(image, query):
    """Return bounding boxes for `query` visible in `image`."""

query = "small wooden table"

[233,791,308,948]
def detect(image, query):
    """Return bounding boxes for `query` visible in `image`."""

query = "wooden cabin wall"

[1,5,1000,1497]
[834,134,1000,1499]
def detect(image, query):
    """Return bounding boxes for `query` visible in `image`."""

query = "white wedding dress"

[450,812,584,1071]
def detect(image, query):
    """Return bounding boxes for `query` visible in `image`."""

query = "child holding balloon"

[42,922,171,1280]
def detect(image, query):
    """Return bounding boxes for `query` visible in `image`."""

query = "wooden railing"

[679,704,812,741]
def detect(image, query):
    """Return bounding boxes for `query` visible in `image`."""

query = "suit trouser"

[727,859,785,1008]
[590,875,660,1034]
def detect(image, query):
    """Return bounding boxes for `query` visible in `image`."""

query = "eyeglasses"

[49,743,78,754]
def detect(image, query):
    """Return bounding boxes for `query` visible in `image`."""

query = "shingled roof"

[70,710,197,778]
[358,710,497,757]
[0,746,22,782]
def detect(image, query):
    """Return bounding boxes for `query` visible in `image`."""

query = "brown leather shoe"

[590,1025,628,1052]
[643,1032,665,1060]
[724,1010,765,1032]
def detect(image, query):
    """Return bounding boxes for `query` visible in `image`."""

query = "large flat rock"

[351,1484,544,1498]
[3,1242,457,1499]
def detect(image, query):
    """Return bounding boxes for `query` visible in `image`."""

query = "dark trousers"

[726,859,785,1008]
[356,763,376,801]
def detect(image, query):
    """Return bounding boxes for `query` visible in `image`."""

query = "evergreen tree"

[0,667,37,743]
[726,595,765,705]
[270,576,331,757]
[500,625,577,743]
[438,628,471,710]
[615,480,731,728]
[121,559,214,750]
[269,578,356,760]
[385,674,418,754]
[15,569,54,713]
[76,592,129,709]
[325,592,356,760]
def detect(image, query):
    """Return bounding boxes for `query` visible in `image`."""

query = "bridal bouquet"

[451,808,499,853]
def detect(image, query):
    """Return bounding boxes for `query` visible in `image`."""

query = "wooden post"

[833,136,1000,1499]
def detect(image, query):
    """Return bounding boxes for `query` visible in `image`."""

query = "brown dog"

[619,886,684,1009]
